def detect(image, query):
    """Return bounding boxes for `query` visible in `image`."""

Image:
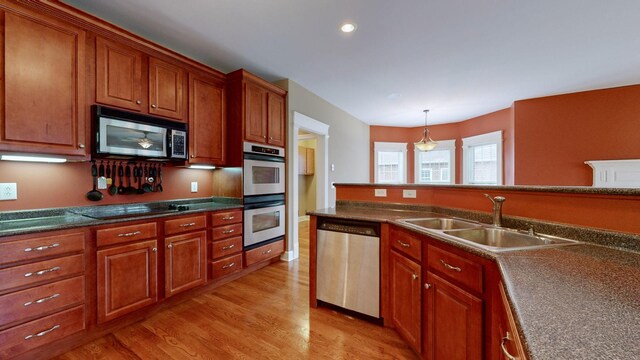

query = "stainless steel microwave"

[94,106,187,160]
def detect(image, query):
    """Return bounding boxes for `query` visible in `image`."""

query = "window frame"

[374,142,407,184]
[462,130,503,185]
[413,139,456,184]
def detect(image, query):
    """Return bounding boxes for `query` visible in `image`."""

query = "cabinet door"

[390,250,422,354]
[267,92,285,147]
[298,147,307,175]
[95,37,143,112]
[244,81,268,143]
[149,58,186,120]
[189,73,225,165]
[425,272,482,360]
[165,231,206,297]
[97,240,157,323]
[0,10,87,157]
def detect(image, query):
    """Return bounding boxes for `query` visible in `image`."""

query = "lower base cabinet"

[494,282,527,360]
[390,250,422,354]
[424,271,482,360]
[244,239,284,267]
[97,240,158,323]
[165,231,206,297]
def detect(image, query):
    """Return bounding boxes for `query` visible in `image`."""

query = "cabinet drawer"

[0,232,84,266]
[0,254,84,293]
[211,210,242,226]
[0,276,84,328]
[0,305,85,359]
[209,253,243,281]
[390,227,422,262]
[244,239,284,267]
[209,236,242,260]
[427,245,483,293]
[97,222,157,247]
[211,223,242,240]
[164,215,207,236]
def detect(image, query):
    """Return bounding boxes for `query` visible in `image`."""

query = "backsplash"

[0,161,214,211]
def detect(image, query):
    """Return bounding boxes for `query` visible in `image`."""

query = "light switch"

[0,183,17,200]
[191,181,198,193]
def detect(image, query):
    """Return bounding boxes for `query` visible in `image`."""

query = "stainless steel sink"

[399,218,481,230]
[443,227,579,251]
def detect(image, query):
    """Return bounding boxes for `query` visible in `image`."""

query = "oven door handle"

[243,201,286,210]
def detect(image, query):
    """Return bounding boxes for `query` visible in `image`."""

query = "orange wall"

[513,85,640,185]
[336,184,640,235]
[0,161,214,211]
[370,108,513,184]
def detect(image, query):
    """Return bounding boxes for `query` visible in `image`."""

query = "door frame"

[282,111,329,261]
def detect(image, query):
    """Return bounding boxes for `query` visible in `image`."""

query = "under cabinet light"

[189,165,216,170]
[1,155,67,163]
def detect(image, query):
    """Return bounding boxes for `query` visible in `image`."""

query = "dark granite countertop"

[310,205,640,359]
[0,197,243,238]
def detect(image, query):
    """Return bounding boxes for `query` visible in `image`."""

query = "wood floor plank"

[54,221,418,360]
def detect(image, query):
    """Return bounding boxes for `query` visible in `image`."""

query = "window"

[414,139,456,184]
[374,142,407,183]
[462,131,502,185]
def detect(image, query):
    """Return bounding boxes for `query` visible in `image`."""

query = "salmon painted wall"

[0,161,214,211]
[336,184,640,235]
[513,85,640,185]
[370,108,513,184]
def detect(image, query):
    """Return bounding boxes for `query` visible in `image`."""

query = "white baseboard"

[280,250,298,262]
[298,215,310,222]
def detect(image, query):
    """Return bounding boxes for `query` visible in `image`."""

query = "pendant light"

[415,109,438,151]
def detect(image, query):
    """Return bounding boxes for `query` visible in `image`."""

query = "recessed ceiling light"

[340,23,357,33]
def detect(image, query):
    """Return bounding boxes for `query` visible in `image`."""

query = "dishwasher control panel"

[317,218,380,237]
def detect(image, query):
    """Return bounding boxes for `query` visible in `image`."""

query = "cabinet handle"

[222,229,235,234]
[118,231,142,238]
[222,262,235,269]
[424,283,432,289]
[412,273,418,280]
[24,266,60,277]
[151,104,157,109]
[136,100,142,105]
[152,247,157,252]
[24,324,61,340]
[179,222,196,227]
[222,216,235,221]
[167,244,173,249]
[397,240,411,248]
[24,243,60,252]
[440,259,462,272]
[222,244,235,250]
[262,249,272,255]
[263,135,267,139]
[501,332,518,360]
[269,136,273,140]
[78,144,85,149]
[191,155,196,158]
[24,293,60,307]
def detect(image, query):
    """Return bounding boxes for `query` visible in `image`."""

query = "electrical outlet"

[374,189,387,197]
[0,183,17,200]
[191,181,198,193]
[403,189,417,198]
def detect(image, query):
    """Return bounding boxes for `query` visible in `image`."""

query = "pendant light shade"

[415,109,438,151]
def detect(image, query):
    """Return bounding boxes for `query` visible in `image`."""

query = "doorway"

[283,112,329,261]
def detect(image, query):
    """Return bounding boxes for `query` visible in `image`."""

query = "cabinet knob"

[167,244,173,249]
[269,136,273,140]
[424,283,432,289]
[191,155,195,158]
[263,135,267,139]
[151,104,157,109]
[78,143,85,149]
[152,247,157,252]
[412,273,419,280]
[136,100,142,105]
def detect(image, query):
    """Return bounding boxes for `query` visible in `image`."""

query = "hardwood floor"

[55,221,418,360]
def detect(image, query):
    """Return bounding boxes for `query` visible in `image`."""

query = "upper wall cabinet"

[228,69,287,152]
[0,7,88,158]
[96,37,187,121]
[189,72,226,166]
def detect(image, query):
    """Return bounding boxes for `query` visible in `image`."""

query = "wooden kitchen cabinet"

[424,271,482,360]
[209,209,243,280]
[95,37,187,121]
[493,282,527,360]
[390,250,422,354]
[165,231,206,297]
[298,146,315,175]
[0,7,88,158]
[97,239,158,323]
[267,92,286,147]
[189,72,226,165]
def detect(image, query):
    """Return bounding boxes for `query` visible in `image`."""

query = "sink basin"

[443,228,579,251]
[400,218,481,230]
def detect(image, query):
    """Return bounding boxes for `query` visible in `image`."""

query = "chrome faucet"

[484,194,506,227]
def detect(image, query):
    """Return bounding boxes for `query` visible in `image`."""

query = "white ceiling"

[64,0,640,126]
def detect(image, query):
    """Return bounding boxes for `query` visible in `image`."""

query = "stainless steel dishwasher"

[316,217,380,319]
